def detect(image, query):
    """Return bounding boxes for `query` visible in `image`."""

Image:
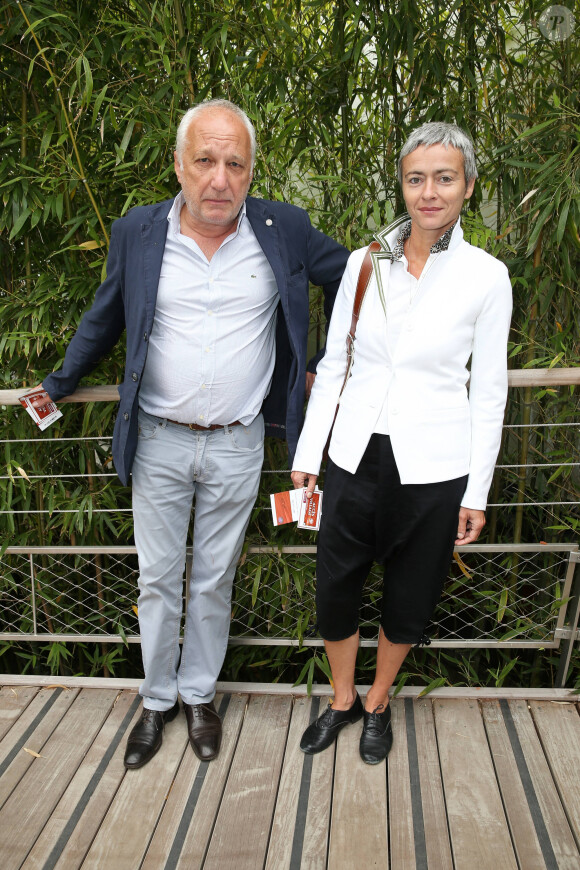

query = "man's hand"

[291,470,318,499]
[305,371,316,399]
[455,507,485,545]
[27,386,55,411]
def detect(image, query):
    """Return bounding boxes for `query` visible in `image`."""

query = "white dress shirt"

[374,250,440,434]
[139,193,279,425]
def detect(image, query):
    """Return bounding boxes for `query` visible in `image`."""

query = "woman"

[291,122,512,764]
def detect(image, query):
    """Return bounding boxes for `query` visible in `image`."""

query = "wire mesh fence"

[1,545,577,655]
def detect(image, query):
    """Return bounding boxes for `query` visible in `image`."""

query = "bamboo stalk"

[172,0,195,103]
[16,1,110,246]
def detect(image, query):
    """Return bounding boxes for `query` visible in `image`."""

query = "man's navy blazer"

[43,195,349,485]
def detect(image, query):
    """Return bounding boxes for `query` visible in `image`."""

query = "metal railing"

[1,543,579,686]
[1,368,579,686]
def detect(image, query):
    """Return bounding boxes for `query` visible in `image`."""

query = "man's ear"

[174,151,182,182]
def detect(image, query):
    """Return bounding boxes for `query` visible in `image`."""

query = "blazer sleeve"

[307,222,349,326]
[292,248,366,475]
[461,261,513,510]
[43,222,126,401]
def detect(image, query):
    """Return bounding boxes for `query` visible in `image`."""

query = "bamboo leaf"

[556,199,571,246]
[251,564,262,608]
[418,677,447,697]
[23,747,44,758]
[9,208,31,240]
[497,588,509,623]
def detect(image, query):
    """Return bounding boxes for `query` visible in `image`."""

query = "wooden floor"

[0,684,579,870]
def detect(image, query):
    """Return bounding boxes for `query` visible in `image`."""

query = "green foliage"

[0,0,578,683]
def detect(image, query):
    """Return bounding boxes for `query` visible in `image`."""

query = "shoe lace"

[365,704,387,736]
[318,705,335,726]
[191,704,214,721]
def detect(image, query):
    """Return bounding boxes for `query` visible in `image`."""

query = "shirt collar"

[391,219,458,261]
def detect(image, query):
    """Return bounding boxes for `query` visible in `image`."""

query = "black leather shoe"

[123,700,180,769]
[183,701,222,761]
[300,694,363,754]
[359,703,392,764]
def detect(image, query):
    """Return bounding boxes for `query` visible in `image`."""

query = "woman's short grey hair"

[175,99,257,169]
[398,122,478,186]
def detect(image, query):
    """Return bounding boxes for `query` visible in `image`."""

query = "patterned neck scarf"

[391,219,457,261]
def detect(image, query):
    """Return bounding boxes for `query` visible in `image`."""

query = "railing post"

[555,552,580,688]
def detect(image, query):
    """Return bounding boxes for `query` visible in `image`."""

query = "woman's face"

[400,143,475,237]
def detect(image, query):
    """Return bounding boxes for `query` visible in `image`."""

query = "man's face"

[174,109,253,231]
[400,143,475,236]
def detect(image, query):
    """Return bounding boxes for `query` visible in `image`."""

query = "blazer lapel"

[245,197,288,313]
[140,200,172,326]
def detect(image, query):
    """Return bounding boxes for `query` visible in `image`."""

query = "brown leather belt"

[167,418,242,431]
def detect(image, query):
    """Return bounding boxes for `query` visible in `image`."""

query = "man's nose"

[210,163,228,189]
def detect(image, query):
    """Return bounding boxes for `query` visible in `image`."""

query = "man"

[36,100,348,768]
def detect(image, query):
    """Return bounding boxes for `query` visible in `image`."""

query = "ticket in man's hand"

[19,389,63,431]
[297,487,323,531]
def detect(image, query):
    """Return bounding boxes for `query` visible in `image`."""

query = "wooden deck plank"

[264,695,310,870]
[0,686,39,741]
[0,687,80,811]
[529,701,580,845]
[21,690,141,870]
[300,738,334,870]
[203,694,292,870]
[141,693,247,870]
[413,699,453,870]
[0,688,117,869]
[329,707,388,868]
[434,698,518,870]
[388,699,415,868]
[482,700,549,869]
[507,699,580,869]
[80,705,188,869]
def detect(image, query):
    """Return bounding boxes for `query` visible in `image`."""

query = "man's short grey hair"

[175,99,257,169]
[398,122,478,186]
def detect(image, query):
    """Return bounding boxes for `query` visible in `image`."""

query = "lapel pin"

[266,219,273,226]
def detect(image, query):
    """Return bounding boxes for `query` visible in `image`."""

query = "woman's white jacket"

[292,221,513,511]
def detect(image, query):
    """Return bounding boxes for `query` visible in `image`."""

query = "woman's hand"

[291,471,318,499]
[455,507,485,545]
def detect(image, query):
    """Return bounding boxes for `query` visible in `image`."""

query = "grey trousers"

[131,409,264,710]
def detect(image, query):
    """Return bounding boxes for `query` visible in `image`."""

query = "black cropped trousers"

[316,434,468,644]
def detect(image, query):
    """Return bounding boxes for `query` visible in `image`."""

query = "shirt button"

[201,384,206,390]
[205,347,210,353]
[209,278,214,284]
[131,372,138,381]
[266,219,273,226]
[199,415,204,420]
[123,412,129,421]
[208,310,213,316]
